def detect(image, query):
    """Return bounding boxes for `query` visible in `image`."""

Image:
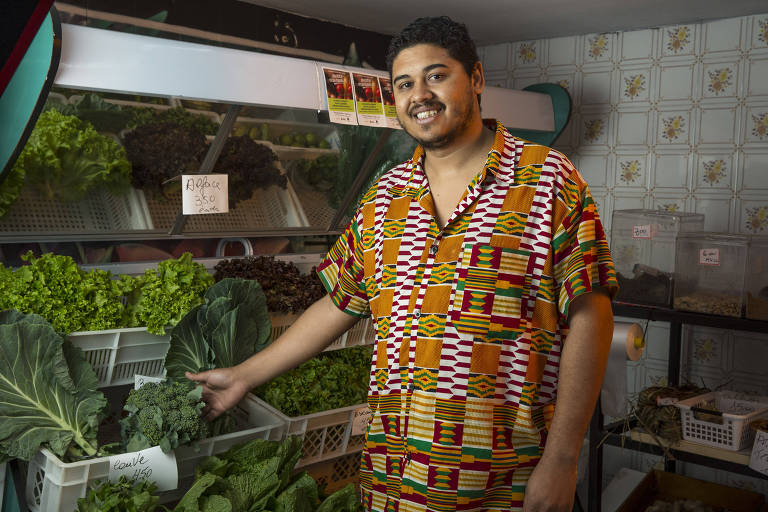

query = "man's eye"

[428,73,444,81]
[398,82,412,89]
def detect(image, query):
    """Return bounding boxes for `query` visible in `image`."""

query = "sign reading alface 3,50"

[182,174,229,215]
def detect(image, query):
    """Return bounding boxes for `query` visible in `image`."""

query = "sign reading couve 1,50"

[182,174,229,215]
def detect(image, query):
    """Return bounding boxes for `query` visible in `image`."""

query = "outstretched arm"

[523,287,613,512]
[187,294,360,419]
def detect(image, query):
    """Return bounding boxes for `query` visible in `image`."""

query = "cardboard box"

[617,470,765,511]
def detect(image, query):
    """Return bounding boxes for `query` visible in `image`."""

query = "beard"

[399,92,476,150]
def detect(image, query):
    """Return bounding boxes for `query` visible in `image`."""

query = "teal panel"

[0,12,55,177]
[506,83,571,147]
[2,464,21,512]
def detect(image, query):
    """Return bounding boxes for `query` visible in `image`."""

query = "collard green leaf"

[0,316,106,461]
[316,484,361,512]
[165,304,213,379]
[273,472,318,512]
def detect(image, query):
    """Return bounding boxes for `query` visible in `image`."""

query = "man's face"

[391,44,482,150]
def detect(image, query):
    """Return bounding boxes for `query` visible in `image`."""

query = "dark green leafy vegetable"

[0,165,25,218]
[75,476,161,512]
[12,109,131,202]
[126,106,219,135]
[125,253,214,336]
[212,257,326,314]
[46,93,132,134]
[212,135,285,207]
[165,278,271,379]
[255,346,372,416]
[121,379,209,453]
[122,122,207,198]
[0,311,107,462]
[0,251,132,334]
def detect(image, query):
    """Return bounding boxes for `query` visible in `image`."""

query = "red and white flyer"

[352,72,385,127]
[377,76,401,129]
[321,67,356,125]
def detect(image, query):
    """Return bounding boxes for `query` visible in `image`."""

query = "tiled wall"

[480,13,768,497]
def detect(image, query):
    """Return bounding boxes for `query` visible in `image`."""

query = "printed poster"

[377,76,401,129]
[321,67,356,125]
[352,72,385,127]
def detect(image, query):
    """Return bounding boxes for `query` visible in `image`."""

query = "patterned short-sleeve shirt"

[318,121,618,512]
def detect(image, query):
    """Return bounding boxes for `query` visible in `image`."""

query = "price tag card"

[699,248,720,265]
[321,67,356,125]
[352,72,385,127]
[749,429,768,476]
[109,446,178,491]
[351,406,372,436]
[182,174,228,215]
[656,397,679,406]
[632,224,652,239]
[377,76,402,130]
[134,374,165,390]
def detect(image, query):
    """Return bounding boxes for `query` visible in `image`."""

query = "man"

[188,16,617,512]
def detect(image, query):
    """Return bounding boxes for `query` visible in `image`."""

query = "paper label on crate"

[656,397,679,406]
[352,72,385,127]
[182,174,229,215]
[699,248,720,265]
[632,224,652,239]
[135,374,165,389]
[749,429,768,476]
[351,406,373,436]
[376,76,402,129]
[320,67,356,125]
[109,446,178,491]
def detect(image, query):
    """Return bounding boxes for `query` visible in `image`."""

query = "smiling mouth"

[411,105,443,123]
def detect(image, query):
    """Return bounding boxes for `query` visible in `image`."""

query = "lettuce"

[0,166,25,218]
[12,109,131,202]
[0,311,107,462]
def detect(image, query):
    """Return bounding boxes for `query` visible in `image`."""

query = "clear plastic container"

[610,210,705,306]
[673,232,748,317]
[746,236,768,320]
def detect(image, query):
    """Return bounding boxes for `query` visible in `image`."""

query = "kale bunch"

[121,379,209,454]
[213,135,285,206]
[213,256,325,314]
[76,476,161,512]
[122,122,207,197]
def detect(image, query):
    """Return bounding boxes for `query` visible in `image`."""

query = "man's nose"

[411,80,434,103]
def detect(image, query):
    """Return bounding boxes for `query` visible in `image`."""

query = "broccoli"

[120,380,210,454]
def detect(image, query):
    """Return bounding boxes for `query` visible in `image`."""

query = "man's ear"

[472,61,486,95]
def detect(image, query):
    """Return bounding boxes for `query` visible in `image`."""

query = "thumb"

[185,370,209,383]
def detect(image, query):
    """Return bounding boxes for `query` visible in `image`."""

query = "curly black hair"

[385,16,479,77]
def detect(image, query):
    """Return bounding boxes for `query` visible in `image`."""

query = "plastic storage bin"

[250,397,367,467]
[269,314,375,352]
[67,327,170,387]
[673,233,748,317]
[25,395,285,512]
[746,236,768,320]
[610,210,704,307]
[675,391,768,451]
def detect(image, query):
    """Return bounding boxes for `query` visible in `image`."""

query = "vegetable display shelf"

[25,394,285,512]
[140,179,310,233]
[586,301,768,512]
[288,172,339,230]
[67,327,169,387]
[270,314,375,352]
[251,397,367,467]
[0,186,153,236]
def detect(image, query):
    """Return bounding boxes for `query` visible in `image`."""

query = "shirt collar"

[389,119,514,197]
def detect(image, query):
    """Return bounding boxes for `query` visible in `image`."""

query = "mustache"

[409,101,445,115]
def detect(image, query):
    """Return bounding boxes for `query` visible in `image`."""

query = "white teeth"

[415,110,438,120]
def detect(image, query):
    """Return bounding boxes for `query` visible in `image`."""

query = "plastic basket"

[0,186,152,235]
[141,179,309,232]
[251,397,367,467]
[675,391,768,451]
[303,451,362,495]
[67,328,170,387]
[25,395,285,512]
[269,314,375,352]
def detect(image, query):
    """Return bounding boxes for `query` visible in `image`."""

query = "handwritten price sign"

[749,429,768,476]
[109,446,178,491]
[182,174,228,215]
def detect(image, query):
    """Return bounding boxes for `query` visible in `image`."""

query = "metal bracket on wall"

[170,103,242,235]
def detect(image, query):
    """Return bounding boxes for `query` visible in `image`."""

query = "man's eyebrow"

[393,63,449,84]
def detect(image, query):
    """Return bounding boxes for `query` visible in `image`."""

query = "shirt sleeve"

[316,210,370,318]
[551,167,618,319]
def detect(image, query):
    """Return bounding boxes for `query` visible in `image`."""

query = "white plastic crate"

[269,314,375,352]
[26,395,285,512]
[0,186,152,235]
[67,328,170,387]
[303,451,362,495]
[675,391,768,451]
[251,397,367,467]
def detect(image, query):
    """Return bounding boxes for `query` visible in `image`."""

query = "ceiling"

[239,0,768,45]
